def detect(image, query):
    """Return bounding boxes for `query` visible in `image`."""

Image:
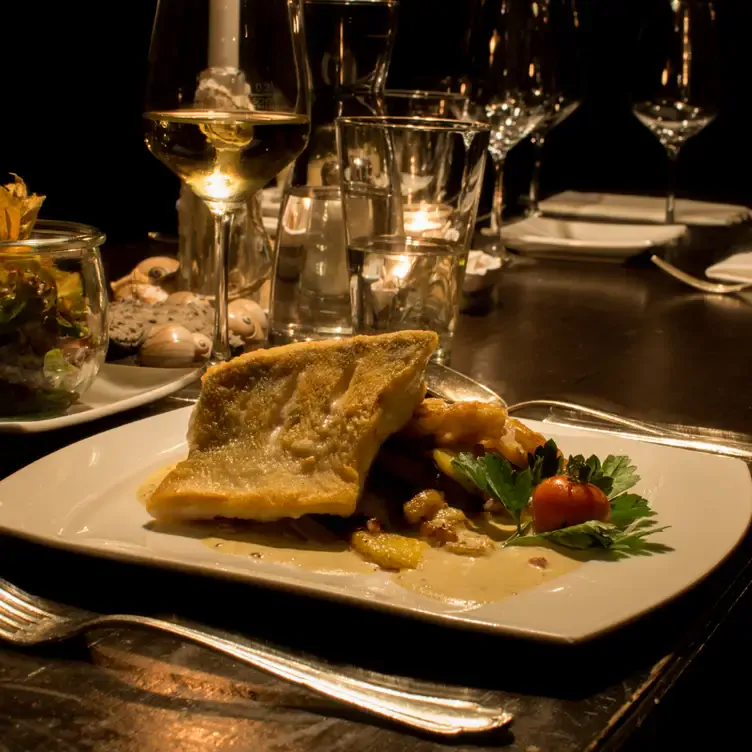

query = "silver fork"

[426,365,752,462]
[0,578,512,736]
[651,255,752,294]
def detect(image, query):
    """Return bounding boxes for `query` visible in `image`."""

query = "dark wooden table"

[1,226,752,751]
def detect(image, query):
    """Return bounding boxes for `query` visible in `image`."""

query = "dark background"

[3,0,751,243]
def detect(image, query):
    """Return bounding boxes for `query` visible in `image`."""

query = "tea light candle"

[403,203,452,234]
[391,255,413,280]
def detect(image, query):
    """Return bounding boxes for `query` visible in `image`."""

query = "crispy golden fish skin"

[147,331,438,522]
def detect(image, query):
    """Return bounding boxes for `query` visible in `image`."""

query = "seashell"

[136,284,170,304]
[140,324,198,367]
[111,257,180,298]
[228,299,267,342]
[111,282,169,304]
[192,332,212,360]
[132,256,180,285]
[167,290,206,305]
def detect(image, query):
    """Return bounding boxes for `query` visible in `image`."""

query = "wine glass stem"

[528,131,546,216]
[208,202,241,364]
[490,157,505,235]
[666,149,679,224]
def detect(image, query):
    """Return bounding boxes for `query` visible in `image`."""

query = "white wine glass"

[144,0,311,362]
[632,0,719,224]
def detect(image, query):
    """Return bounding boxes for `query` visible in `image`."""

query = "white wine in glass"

[144,1,311,362]
[632,0,719,224]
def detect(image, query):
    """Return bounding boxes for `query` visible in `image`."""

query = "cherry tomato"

[531,475,610,533]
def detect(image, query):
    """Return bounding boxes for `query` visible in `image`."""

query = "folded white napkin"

[706,252,752,283]
[540,191,752,227]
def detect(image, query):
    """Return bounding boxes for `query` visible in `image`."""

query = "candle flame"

[392,255,411,280]
[199,168,235,201]
[405,210,433,233]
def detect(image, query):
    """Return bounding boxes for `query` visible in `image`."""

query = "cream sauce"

[200,520,376,575]
[395,544,581,606]
[140,467,582,606]
[196,518,581,606]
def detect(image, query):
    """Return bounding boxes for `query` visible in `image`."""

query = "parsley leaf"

[507,519,670,554]
[528,439,563,485]
[451,452,532,533]
[601,455,640,499]
[453,446,668,558]
[451,452,490,495]
[609,493,656,525]
[509,520,616,549]
[482,454,532,533]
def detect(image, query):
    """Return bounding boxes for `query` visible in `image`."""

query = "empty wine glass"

[526,0,581,215]
[144,0,311,362]
[527,98,579,216]
[468,0,558,237]
[632,0,720,224]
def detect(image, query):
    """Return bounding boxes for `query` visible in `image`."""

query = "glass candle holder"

[337,116,490,363]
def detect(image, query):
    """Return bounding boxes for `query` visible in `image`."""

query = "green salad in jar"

[0,176,105,417]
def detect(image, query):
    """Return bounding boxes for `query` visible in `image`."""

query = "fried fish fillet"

[147,330,438,522]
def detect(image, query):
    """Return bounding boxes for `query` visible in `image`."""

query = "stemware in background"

[525,0,582,216]
[468,0,557,238]
[143,0,311,363]
[632,0,719,224]
[380,90,470,120]
[526,98,579,215]
[337,116,490,363]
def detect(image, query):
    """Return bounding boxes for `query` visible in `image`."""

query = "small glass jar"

[0,221,108,417]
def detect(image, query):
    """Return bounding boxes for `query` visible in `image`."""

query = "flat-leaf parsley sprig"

[450,440,670,556]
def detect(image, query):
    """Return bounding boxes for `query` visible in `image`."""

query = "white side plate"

[0,407,749,643]
[0,364,200,434]
[502,217,687,262]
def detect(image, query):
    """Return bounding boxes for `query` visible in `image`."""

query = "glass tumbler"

[336,116,489,363]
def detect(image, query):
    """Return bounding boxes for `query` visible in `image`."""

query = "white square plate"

[0,407,749,643]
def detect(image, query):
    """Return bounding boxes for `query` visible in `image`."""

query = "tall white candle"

[209,0,241,68]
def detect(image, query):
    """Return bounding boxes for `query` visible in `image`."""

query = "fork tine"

[0,596,40,624]
[0,626,19,640]
[0,608,23,632]
[0,579,56,617]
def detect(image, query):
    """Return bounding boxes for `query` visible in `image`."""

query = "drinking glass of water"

[336,116,490,363]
